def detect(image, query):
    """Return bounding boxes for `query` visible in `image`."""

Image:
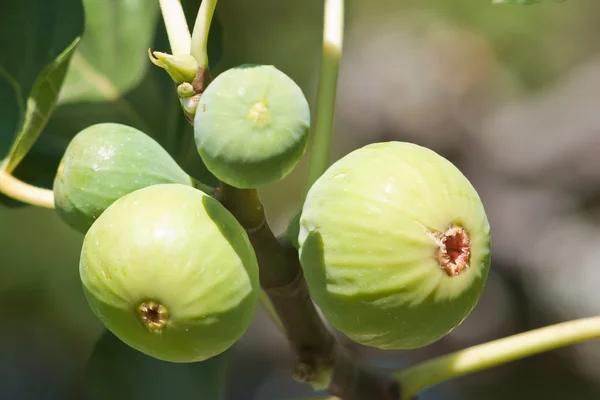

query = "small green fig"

[80,183,259,363]
[177,82,201,122]
[53,123,193,233]
[298,142,491,350]
[194,64,310,188]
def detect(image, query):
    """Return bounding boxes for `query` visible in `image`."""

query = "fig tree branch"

[258,289,285,333]
[394,316,600,400]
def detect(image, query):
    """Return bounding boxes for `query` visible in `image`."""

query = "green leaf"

[85,329,230,400]
[3,39,80,173]
[0,75,21,162]
[0,0,84,171]
[58,0,160,105]
[1,0,223,207]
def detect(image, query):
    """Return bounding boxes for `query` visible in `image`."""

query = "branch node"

[263,263,305,297]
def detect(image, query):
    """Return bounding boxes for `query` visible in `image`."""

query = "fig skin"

[194,64,310,188]
[80,184,259,363]
[298,142,491,350]
[53,123,193,233]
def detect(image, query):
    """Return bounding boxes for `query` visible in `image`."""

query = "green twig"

[304,0,344,198]
[0,164,54,209]
[190,0,218,67]
[159,0,192,55]
[395,316,600,399]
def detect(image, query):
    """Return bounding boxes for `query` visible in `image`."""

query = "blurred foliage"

[0,0,83,164]
[346,0,600,91]
[85,330,230,400]
[492,0,567,4]
[431,0,599,90]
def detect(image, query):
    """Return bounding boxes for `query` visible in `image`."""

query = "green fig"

[53,123,193,233]
[80,183,259,363]
[194,64,310,188]
[298,142,491,350]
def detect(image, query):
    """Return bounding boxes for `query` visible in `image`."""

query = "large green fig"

[194,64,310,188]
[53,123,193,233]
[80,184,259,363]
[298,142,491,350]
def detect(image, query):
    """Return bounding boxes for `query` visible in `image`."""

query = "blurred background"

[2,0,600,399]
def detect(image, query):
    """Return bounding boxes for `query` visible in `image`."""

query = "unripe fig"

[298,142,491,350]
[53,123,193,233]
[194,64,310,188]
[80,184,259,363]
[177,82,201,123]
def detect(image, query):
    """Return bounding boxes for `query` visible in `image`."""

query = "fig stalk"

[159,0,192,55]
[395,316,600,400]
[190,0,218,68]
[0,166,55,209]
[304,0,345,197]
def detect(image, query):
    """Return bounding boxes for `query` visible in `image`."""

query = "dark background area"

[1,0,600,399]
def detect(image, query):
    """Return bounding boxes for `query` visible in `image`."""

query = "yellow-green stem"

[159,0,192,55]
[190,177,216,195]
[190,0,218,67]
[304,0,344,198]
[395,316,600,399]
[0,168,54,209]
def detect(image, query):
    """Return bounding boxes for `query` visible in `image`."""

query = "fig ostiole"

[80,183,260,363]
[53,123,194,233]
[298,141,491,350]
[194,64,311,188]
